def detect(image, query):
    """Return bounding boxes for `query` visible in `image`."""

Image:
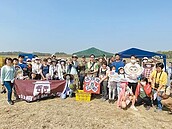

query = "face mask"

[131,59,136,63]
[112,70,116,72]
[119,70,124,74]
[66,75,70,80]
[35,60,40,64]
[146,64,151,68]
[140,82,146,86]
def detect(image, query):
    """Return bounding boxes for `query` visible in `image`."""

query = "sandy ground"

[0,93,172,129]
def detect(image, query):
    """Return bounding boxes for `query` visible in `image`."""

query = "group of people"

[0,53,172,114]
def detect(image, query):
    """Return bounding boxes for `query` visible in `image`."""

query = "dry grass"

[0,93,172,129]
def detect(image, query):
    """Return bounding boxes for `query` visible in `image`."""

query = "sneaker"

[111,100,115,104]
[146,106,151,110]
[1,89,6,94]
[157,108,162,112]
[7,101,14,105]
[168,110,172,114]
[103,98,106,101]
[108,99,111,103]
[130,106,138,111]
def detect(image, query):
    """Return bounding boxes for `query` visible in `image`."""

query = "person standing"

[98,62,110,101]
[124,55,143,95]
[78,56,87,90]
[167,62,172,86]
[1,58,15,105]
[110,53,125,73]
[85,54,99,77]
[68,55,79,89]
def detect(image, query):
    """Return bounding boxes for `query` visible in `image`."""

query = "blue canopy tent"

[118,48,167,71]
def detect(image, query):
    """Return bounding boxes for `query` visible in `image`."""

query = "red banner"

[83,77,100,94]
[14,80,66,102]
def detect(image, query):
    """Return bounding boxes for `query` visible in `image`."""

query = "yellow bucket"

[75,90,91,102]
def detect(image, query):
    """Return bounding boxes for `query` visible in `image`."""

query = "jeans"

[79,75,85,90]
[4,81,13,102]
[101,81,108,99]
[152,89,163,110]
[157,91,164,110]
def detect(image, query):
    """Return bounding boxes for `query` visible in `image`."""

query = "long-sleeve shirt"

[1,65,15,84]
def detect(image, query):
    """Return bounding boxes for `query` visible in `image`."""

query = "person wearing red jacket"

[134,77,152,110]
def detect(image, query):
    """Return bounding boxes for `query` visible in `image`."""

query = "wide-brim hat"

[90,54,95,58]
[63,74,74,80]
[51,59,57,62]
[152,55,160,61]
[60,59,66,64]
[35,57,40,60]
[72,54,78,59]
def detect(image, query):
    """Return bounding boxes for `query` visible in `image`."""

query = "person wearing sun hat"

[57,59,67,80]
[67,54,79,89]
[31,57,42,80]
[61,73,76,99]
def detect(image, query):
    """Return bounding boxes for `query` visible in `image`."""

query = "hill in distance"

[73,47,114,58]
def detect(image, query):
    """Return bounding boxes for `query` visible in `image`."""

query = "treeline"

[157,51,172,59]
[0,51,68,56]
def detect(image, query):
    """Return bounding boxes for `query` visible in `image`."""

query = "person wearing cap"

[85,54,99,77]
[142,58,154,80]
[141,57,148,66]
[49,59,58,80]
[110,53,125,73]
[51,54,56,59]
[78,55,87,90]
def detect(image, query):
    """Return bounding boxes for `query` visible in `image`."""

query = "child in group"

[117,67,128,96]
[117,82,137,111]
[107,66,119,103]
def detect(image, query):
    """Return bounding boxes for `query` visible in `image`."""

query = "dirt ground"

[0,93,172,129]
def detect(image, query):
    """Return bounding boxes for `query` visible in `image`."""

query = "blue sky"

[0,0,172,54]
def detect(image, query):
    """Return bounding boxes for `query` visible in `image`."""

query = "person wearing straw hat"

[61,74,75,99]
